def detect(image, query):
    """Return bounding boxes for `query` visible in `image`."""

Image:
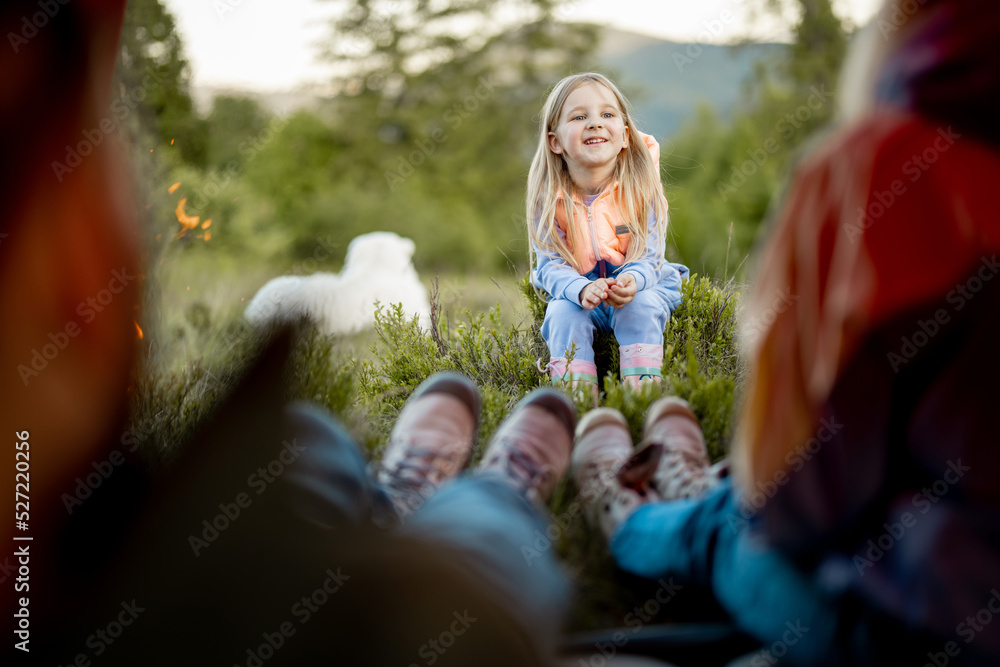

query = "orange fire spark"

[174,198,200,237]
[168,181,181,194]
[134,321,143,339]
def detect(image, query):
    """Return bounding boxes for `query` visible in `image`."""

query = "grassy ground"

[129,248,745,631]
[143,250,530,373]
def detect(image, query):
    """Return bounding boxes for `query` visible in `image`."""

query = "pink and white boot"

[543,356,599,407]
[619,343,663,390]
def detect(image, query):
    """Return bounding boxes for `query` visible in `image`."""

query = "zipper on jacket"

[585,200,606,279]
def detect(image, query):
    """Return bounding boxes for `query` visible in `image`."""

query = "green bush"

[128,271,743,629]
[519,273,742,460]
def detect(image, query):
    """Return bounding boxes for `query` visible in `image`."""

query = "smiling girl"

[527,72,688,403]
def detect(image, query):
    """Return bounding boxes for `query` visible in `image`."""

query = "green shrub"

[128,270,743,630]
[356,299,547,460]
[518,273,742,460]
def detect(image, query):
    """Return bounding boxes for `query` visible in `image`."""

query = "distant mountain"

[191,27,785,141]
[594,28,785,140]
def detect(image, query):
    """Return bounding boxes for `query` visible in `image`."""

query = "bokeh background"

[118,0,869,373]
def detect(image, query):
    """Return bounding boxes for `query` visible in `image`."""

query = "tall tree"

[663,0,848,278]
[318,0,598,271]
[114,0,205,166]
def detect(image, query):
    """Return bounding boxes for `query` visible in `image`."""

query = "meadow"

[116,0,847,630]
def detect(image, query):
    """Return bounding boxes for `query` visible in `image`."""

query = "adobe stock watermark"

[843,126,960,243]
[383,75,498,191]
[923,588,1000,667]
[55,600,145,666]
[16,267,136,386]
[886,254,997,372]
[234,567,350,667]
[189,115,288,209]
[748,619,810,666]
[408,610,478,666]
[672,10,735,73]
[853,459,969,576]
[521,497,585,566]
[187,439,306,556]
[50,67,165,182]
[213,0,250,20]
[577,578,683,667]
[7,0,69,54]
[717,85,833,202]
[875,0,930,40]
[727,416,844,532]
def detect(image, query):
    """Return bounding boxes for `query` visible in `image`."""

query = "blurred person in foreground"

[570,0,1000,664]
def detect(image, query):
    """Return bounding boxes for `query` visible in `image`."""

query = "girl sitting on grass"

[526,72,688,404]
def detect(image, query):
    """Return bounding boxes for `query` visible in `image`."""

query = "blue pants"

[611,479,864,665]
[541,263,684,362]
[281,401,570,650]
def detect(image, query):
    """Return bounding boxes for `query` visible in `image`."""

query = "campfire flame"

[174,198,200,238]
[170,184,213,242]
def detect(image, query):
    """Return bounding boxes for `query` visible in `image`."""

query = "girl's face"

[547,82,629,179]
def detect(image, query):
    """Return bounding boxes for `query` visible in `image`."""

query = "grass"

[127,249,745,630]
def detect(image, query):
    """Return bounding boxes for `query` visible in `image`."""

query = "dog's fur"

[245,232,431,335]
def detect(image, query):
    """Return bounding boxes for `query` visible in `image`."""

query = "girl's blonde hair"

[526,72,667,277]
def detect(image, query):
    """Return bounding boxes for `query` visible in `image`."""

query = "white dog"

[245,231,431,335]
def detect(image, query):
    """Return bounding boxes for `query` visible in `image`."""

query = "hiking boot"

[571,408,661,540]
[377,372,480,520]
[478,388,576,504]
[640,396,716,501]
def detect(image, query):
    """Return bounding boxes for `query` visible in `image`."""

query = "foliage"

[126,272,741,630]
[519,273,742,460]
[118,0,852,632]
[664,0,847,279]
[316,0,599,272]
[206,95,272,172]
[115,0,205,166]
[357,298,546,460]
[126,320,364,468]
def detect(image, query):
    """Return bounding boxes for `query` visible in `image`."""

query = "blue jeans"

[281,401,570,649]
[610,479,842,665]
[541,262,686,362]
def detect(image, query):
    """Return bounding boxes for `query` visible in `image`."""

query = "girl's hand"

[606,273,637,308]
[579,278,613,310]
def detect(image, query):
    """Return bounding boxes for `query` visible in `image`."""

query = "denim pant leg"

[402,475,571,652]
[610,479,840,665]
[542,297,597,361]
[281,401,397,530]
[608,288,670,346]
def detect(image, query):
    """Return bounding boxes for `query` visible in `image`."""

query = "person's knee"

[543,297,587,322]
[610,291,668,333]
[283,401,363,469]
[629,289,662,310]
[542,298,594,347]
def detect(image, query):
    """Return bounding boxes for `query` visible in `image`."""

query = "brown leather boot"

[572,408,662,539]
[376,372,480,520]
[639,396,716,501]
[478,388,576,504]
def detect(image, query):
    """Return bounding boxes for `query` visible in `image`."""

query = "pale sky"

[162,0,883,92]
